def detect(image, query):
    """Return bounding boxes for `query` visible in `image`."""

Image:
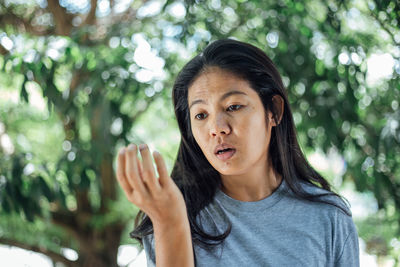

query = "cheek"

[245,115,270,142]
[239,113,264,133]
[191,125,207,149]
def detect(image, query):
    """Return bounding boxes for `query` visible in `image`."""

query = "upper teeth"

[218,149,230,154]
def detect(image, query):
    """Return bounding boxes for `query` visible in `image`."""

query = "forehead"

[188,67,254,101]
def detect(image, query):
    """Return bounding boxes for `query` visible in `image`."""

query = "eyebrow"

[189,90,247,110]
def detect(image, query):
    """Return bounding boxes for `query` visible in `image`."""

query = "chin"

[215,165,243,176]
[207,156,243,175]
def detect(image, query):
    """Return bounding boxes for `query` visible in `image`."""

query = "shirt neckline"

[214,178,287,213]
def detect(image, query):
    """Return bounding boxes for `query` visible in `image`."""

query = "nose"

[210,113,231,137]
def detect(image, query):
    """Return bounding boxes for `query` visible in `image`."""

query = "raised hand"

[116,143,187,226]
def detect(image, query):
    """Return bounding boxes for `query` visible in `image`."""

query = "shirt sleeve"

[142,234,156,267]
[334,209,360,266]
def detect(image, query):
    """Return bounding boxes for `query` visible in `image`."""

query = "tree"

[0,0,180,266]
[1,0,399,265]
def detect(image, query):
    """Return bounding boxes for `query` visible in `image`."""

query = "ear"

[268,95,284,127]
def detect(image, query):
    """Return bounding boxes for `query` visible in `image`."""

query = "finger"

[136,156,143,178]
[125,144,147,194]
[138,144,161,192]
[135,156,148,191]
[153,150,169,187]
[116,148,133,195]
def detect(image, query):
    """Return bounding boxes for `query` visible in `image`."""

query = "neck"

[220,159,282,202]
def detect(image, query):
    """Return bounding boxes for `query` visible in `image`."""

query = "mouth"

[215,147,236,161]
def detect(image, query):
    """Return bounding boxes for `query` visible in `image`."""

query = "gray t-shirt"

[143,179,359,266]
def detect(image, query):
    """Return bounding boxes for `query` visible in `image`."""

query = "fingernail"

[119,148,125,155]
[128,144,136,151]
[139,144,147,151]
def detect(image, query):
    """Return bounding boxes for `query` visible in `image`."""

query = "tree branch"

[0,43,8,55]
[82,0,98,26]
[0,237,77,267]
[69,71,89,98]
[101,0,151,26]
[99,153,117,212]
[46,0,73,36]
[51,210,79,235]
[0,9,55,36]
[110,0,115,15]
[368,0,400,46]
[51,209,94,256]
[369,11,399,46]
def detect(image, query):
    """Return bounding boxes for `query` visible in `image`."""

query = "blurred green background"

[0,0,399,266]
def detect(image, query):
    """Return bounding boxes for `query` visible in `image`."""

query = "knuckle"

[141,169,153,180]
[134,194,146,206]
[125,169,135,180]
[123,181,131,190]
[153,192,163,202]
[128,195,140,207]
[125,190,134,200]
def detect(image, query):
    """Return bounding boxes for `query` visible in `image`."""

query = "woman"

[116,39,359,266]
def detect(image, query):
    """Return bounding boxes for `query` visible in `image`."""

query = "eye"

[227,104,242,112]
[195,113,208,120]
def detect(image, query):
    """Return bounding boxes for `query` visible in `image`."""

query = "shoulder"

[292,181,358,247]
[285,181,359,260]
[294,180,352,216]
[279,180,355,237]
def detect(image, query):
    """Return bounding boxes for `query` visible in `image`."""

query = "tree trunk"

[76,224,124,267]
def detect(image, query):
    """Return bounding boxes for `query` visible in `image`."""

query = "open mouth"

[217,148,234,154]
[215,148,236,160]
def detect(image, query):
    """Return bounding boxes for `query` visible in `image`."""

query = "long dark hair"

[130,39,350,251]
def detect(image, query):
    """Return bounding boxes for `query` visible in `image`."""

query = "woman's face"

[188,67,275,176]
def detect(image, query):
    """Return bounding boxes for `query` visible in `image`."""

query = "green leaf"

[20,76,29,103]
[38,176,54,202]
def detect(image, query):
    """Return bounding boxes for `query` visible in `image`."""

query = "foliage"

[0,0,399,265]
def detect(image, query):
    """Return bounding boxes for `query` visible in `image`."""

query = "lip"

[214,143,236,154]
[214,143,236,161]
[216,149,236,161]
